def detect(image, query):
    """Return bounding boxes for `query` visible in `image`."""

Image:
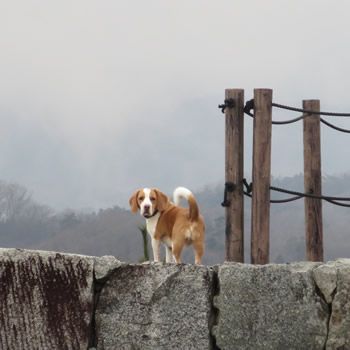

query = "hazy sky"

[1,0,350,210]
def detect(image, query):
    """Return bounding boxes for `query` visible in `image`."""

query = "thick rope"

[272,102,350,117]
[243,99,350,130]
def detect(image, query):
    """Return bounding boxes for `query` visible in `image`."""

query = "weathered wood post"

[303,100,324,261]
[223,89,244,262]
[251,88,272,264]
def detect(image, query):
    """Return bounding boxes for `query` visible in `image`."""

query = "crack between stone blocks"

[312,266,339,350]
[209,266,221,350]
[88,271,109,350]
[314,284,331,350]
[323,270,339,350]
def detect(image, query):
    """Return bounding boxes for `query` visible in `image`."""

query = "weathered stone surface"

[94,255,122,281]
[319,259,350,350]
[0,248,94,350]
[1,247,350,350]
[213,262,329,350]
[95,262,214,350]
[313,262,337,304]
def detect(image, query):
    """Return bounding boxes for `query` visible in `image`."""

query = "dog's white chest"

[146,213,160,238]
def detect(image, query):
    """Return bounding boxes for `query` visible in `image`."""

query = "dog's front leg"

[165,246,173,263]
[151,238,161,262]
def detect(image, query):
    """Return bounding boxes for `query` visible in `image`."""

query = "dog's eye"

[138,197,144,201]
[150,197,156,201]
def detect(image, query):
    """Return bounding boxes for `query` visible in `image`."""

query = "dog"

[129,187,205,264]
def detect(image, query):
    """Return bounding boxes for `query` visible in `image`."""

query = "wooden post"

[251,89,272,264]
[224,89,244,262]
[303,100,323,261]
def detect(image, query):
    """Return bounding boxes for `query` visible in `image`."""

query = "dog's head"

[129,188,170,218]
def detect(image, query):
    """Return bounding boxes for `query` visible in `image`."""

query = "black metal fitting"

[221,182,236,207]
[243,178,253,194]
[218,98,235,114]
[243,99,255,116]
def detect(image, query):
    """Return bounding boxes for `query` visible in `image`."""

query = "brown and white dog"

[129,187,205,264]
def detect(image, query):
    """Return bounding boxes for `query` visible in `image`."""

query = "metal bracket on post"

[243,99,255,116]
[221,182,236,207]
[218,98,236,114]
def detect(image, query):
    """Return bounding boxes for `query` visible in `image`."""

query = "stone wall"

[0,248,349,349]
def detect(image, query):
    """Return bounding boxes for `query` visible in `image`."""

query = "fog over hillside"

[1,175,349,265]
[2,1,350,210]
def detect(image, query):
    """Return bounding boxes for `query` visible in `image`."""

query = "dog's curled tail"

[173,187,199,221]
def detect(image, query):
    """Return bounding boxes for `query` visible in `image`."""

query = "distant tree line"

[0,175,350,264]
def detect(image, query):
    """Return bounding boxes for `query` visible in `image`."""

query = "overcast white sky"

[1,0,350,209]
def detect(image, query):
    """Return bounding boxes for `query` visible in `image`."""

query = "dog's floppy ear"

[154,189,170,212]
[129,190,140,213]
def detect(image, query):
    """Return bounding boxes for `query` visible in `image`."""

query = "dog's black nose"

[144,205,150,212]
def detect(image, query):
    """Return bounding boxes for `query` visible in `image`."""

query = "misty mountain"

[0,175,349,265]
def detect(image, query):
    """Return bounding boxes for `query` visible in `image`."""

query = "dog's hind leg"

[193,240,204,265]
[172,237,185,264]
[165,246,173,263]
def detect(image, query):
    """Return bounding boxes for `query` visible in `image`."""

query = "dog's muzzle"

[142,208,158,219]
